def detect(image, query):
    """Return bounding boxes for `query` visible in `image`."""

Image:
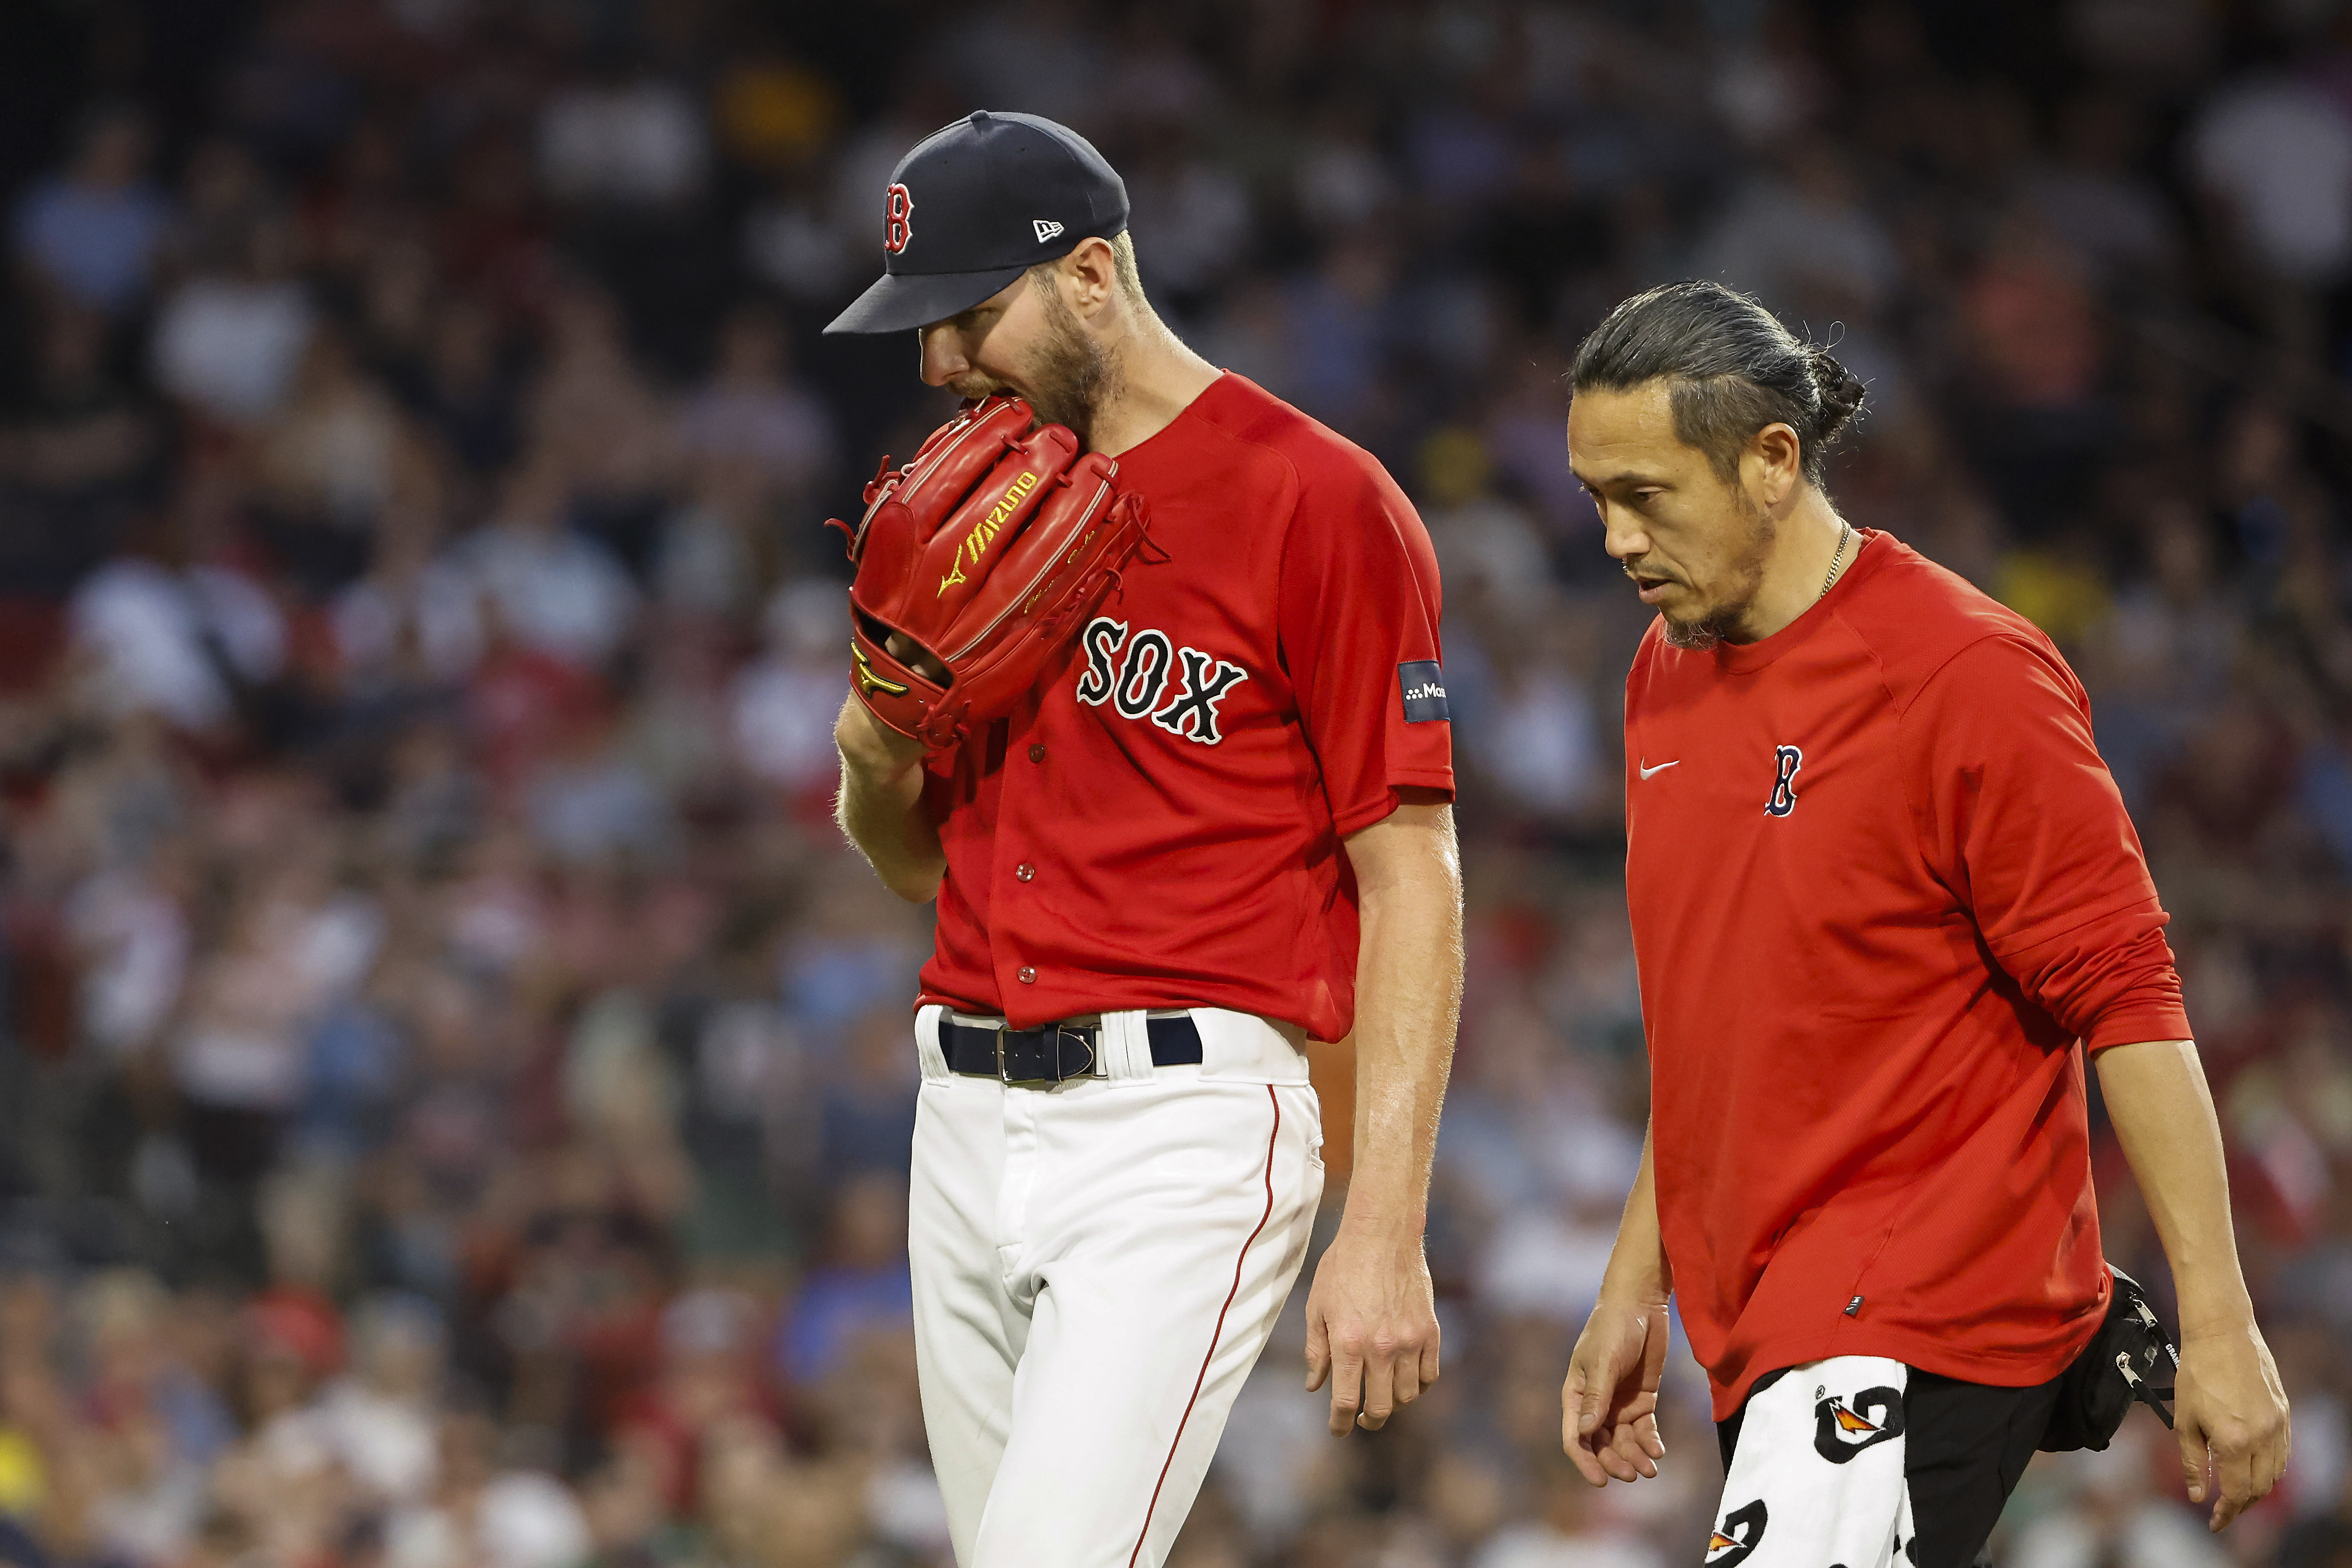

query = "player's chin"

[1658,596,1733,651]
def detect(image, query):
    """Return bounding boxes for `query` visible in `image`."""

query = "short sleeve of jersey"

[1276,452,1455,838]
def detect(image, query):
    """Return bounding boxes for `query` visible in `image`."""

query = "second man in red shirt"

[1558,280,2289,1566]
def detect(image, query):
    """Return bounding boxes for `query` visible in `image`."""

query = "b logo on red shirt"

[1075,616,1250,745]
[884,184,914,254]
[1765,744,1803,816]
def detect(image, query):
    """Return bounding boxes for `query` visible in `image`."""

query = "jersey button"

[1016,863,1035,883]
[1028,744,1045,763]
[1017,966,1037,984]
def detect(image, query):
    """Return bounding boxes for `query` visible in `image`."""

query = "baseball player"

[820,111,1462,1565]
[1556,281,2289,1566]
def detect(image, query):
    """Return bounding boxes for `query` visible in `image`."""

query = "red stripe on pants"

[1129,1085,1281,1565]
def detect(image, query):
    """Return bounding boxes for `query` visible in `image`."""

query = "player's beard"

[1659,488,1776,652]
[1020,283,1115,443]
[947,280,1116,445]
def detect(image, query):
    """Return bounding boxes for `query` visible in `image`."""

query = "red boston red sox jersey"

[917,373,1453,1041]
[1623,533,2192,1420]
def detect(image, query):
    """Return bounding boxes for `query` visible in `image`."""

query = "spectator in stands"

[13,105,173,317]
[149,218,313,428]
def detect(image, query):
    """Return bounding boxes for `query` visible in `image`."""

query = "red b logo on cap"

[883,184,914,255]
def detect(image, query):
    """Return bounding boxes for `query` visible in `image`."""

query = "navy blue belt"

[942,1014,1204,1084]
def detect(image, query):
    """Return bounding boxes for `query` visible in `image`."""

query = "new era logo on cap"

[1034,219,1065,243]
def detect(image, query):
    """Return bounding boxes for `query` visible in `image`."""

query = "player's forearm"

[2094,1038,2255,1332]
[1336,803,1462,1237]
[834,695,946,902]
[1598,1127,1672,1304]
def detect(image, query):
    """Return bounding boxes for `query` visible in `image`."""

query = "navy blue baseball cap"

[823,110,1130,336]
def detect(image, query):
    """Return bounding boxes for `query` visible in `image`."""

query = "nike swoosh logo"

[1638,759,1681,780]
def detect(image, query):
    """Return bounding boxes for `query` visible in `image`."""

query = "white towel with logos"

[1708,1357,1915,1568]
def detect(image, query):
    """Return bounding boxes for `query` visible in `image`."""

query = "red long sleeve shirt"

[1623,532,2191,1419]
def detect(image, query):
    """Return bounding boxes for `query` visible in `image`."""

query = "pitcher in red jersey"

[823,111,1460,1567]
[1556,281,2288,1563]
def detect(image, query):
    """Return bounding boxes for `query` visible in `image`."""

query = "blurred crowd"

[0,1,2350,1565]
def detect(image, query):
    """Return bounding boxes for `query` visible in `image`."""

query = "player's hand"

[1302,1224,1440,1436]
[2171,1314,2290,1531]
[884,630,949,685]
[1561,1289,1670,1485]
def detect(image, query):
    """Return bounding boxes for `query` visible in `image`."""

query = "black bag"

[2039,1265,2180,1452]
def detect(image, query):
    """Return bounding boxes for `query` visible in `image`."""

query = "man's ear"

[1746,421,1804,509]
[1063,237,1119,318]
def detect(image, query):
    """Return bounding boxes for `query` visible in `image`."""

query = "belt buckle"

[1054,1022,1098,1081]
[993,1021,1098,1086]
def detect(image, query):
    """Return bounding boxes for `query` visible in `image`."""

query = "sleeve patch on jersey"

[1398,660,1449,723]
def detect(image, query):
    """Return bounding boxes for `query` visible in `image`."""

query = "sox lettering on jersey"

[1160,649,1250,741]
[1113,628,1173,719]
[1076,616,1250,745]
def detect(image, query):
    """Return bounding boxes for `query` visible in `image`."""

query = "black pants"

[1717,1365,2062,1568]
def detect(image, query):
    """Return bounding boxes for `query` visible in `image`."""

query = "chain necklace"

[1820,520,1855,599]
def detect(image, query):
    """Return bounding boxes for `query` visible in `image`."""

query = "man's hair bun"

[1807,347,1866,446]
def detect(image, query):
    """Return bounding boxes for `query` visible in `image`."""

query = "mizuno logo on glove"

[940,469,1042,595]
[852,643,910,698]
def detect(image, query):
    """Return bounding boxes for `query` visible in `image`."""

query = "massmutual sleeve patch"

[1398,660,1449,723]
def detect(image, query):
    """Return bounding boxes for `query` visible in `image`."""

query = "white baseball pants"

[908,1004,1325,1568]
